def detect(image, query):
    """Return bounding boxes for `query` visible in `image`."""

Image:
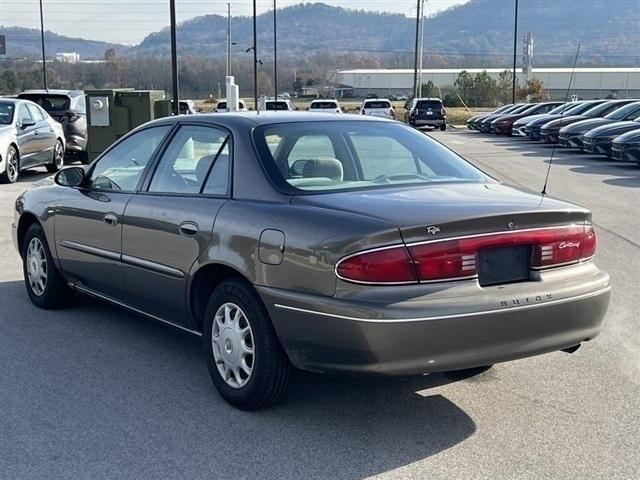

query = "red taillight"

[336,246,418,284]
[336,225,596,285]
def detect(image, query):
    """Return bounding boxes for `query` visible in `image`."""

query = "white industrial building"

[336,68,640,99]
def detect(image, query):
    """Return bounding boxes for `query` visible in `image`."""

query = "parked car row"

[467,99,640,165]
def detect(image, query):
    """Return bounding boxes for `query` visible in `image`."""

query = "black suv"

[17,90,88,163]
[406,98,447,130]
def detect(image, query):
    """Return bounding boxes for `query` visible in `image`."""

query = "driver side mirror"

[20,118,36,129]
[54,166,86,187]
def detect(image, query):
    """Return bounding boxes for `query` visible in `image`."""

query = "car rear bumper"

[410,118,445,127]
[258,264,610,375]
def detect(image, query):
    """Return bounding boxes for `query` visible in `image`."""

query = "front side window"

[254,121,489,192]
[148,125,230,195]
[90,126,171,191]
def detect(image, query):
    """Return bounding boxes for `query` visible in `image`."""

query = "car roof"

[19,89,84,97]
[147,111,393,128]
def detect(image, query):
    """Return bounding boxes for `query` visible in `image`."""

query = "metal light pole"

[226,3,231,77]
[39,0,47,89]
[169,0,180,115]
[252,0,258,111]
[512,0,519,104]
[411,0,422,99]
[273,0,278,101]
[417,0,425,95]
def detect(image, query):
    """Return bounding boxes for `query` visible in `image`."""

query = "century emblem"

[426,226,441,235]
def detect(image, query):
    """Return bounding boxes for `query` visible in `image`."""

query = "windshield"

[548,103,571,115]
[584,101,626,118]
[364,101,391,109]
[564,101,601,116]
[253,121,489,193]
[605,102,640,121]
[0,102,15,125]
[493,104,514,114]
[311,102,338,109]
[18,94,71,112]
[510,104,533,114]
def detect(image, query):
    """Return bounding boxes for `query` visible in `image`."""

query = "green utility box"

[85,89,169,161]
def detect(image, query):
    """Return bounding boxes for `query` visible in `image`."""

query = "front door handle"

[179,221,199,237]
[103,213,119,226]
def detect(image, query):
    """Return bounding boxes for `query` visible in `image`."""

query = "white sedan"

[0,98,66,183]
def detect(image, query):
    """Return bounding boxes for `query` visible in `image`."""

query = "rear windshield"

[217,102,227,109]
[19,94,71,112]
[266,101,290,111]
[415,100,442,110]
[311,101,338,109]
[253,121,488,193]
[364,101,391,109]
[0,102,15,124]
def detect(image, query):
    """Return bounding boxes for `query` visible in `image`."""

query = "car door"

[121,123,231,328]
[26,103,55,164]
[55,125,172,300]
[14,103,39,168]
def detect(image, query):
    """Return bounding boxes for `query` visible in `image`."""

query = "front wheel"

[22,223,75,309]
[46,140,64,173]
[203,278,291,410]
[440,124,447,131]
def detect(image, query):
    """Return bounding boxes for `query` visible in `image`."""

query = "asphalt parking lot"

[1,131,639,480]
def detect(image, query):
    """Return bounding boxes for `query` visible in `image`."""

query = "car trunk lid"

[292,182,590,245]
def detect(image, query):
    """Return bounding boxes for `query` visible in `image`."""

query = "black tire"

[78,151,90,165]
[46,140,65,173]
[440,124,447,131]
[203,278,291,410]
[22,223,75,309]
[0,145,19,183]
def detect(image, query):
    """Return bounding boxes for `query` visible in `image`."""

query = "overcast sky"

[0,0,470,45]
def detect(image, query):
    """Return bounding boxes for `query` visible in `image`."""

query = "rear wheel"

[22,223,75,309]
[1,145,19,183]
[203,278,291,410]
[46,140,64,173]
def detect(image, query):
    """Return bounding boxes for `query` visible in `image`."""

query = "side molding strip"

[273,286,611,324]
[73,284,202,336]
[59,240,120,261]
[122,254,185,279]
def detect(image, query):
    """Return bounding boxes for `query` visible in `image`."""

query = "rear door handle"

[103,213,119,226]
[179,221,199,237]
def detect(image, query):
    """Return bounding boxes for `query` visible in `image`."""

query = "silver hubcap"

[26,238,47,296]
[7,150,18,181]
[211,302,255,388]
[54,142,64,168]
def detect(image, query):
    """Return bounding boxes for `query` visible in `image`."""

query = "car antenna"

[541,43,581,196]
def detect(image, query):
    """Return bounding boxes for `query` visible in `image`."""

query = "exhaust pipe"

[562,344,581,354]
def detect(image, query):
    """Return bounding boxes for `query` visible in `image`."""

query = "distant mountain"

[2,1,639,65]
[0,26,127,60]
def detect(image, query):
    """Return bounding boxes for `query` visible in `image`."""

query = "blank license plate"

[478,246,530,286]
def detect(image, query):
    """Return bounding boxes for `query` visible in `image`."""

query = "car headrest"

[196,153,228,184]
[301,158,343,182]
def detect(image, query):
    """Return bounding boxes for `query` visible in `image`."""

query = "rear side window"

[26,104,44,121]
[364,101,391,109]
[90,126,171,191]
[19,94,71,112]
[149,125,230,195]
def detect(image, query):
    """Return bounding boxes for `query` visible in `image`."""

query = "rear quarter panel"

[192,200,402,297]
